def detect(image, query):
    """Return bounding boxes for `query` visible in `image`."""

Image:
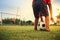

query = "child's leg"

[40,16,43,22]
[45,16,50,30]
[34,18,39,30]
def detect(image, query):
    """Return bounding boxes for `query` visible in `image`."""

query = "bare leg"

[40,16,43,22]
[45,16,50,30]
[34,18,39,30]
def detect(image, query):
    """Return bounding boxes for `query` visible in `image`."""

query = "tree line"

[2,18,34,25]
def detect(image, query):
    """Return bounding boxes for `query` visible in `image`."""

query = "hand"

[50,17,54,22]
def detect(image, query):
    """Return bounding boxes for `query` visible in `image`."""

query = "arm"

[48,0,54,22]
[48,0,52,18]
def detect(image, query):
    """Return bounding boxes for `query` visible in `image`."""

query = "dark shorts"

[32,3,49,18]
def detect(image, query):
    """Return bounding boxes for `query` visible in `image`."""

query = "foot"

[34,29,37,31]
[45,29,50,32]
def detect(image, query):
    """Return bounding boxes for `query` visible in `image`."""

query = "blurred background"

[0,0,60,25]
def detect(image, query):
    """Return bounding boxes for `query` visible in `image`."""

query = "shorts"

[32,3,49,18]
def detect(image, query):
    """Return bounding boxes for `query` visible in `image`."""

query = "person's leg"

[40,16,43,22]
[32,3,40,30]
[45,16,50,30]
[41,6,50,31]
[34,18,39,30]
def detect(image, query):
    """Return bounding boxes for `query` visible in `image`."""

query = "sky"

[0,0,60,21]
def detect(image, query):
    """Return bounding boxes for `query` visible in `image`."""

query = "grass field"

[0,25,60,40]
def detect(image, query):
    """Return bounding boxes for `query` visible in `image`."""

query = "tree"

[15,19,20,25]
[25,20,33,25]
[2,18,12,24]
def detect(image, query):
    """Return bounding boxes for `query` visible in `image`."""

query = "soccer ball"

[40,22,46,30]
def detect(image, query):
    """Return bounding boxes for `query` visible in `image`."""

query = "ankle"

[34,29,37,30]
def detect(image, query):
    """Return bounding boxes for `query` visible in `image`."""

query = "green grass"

[0,25,60,40]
